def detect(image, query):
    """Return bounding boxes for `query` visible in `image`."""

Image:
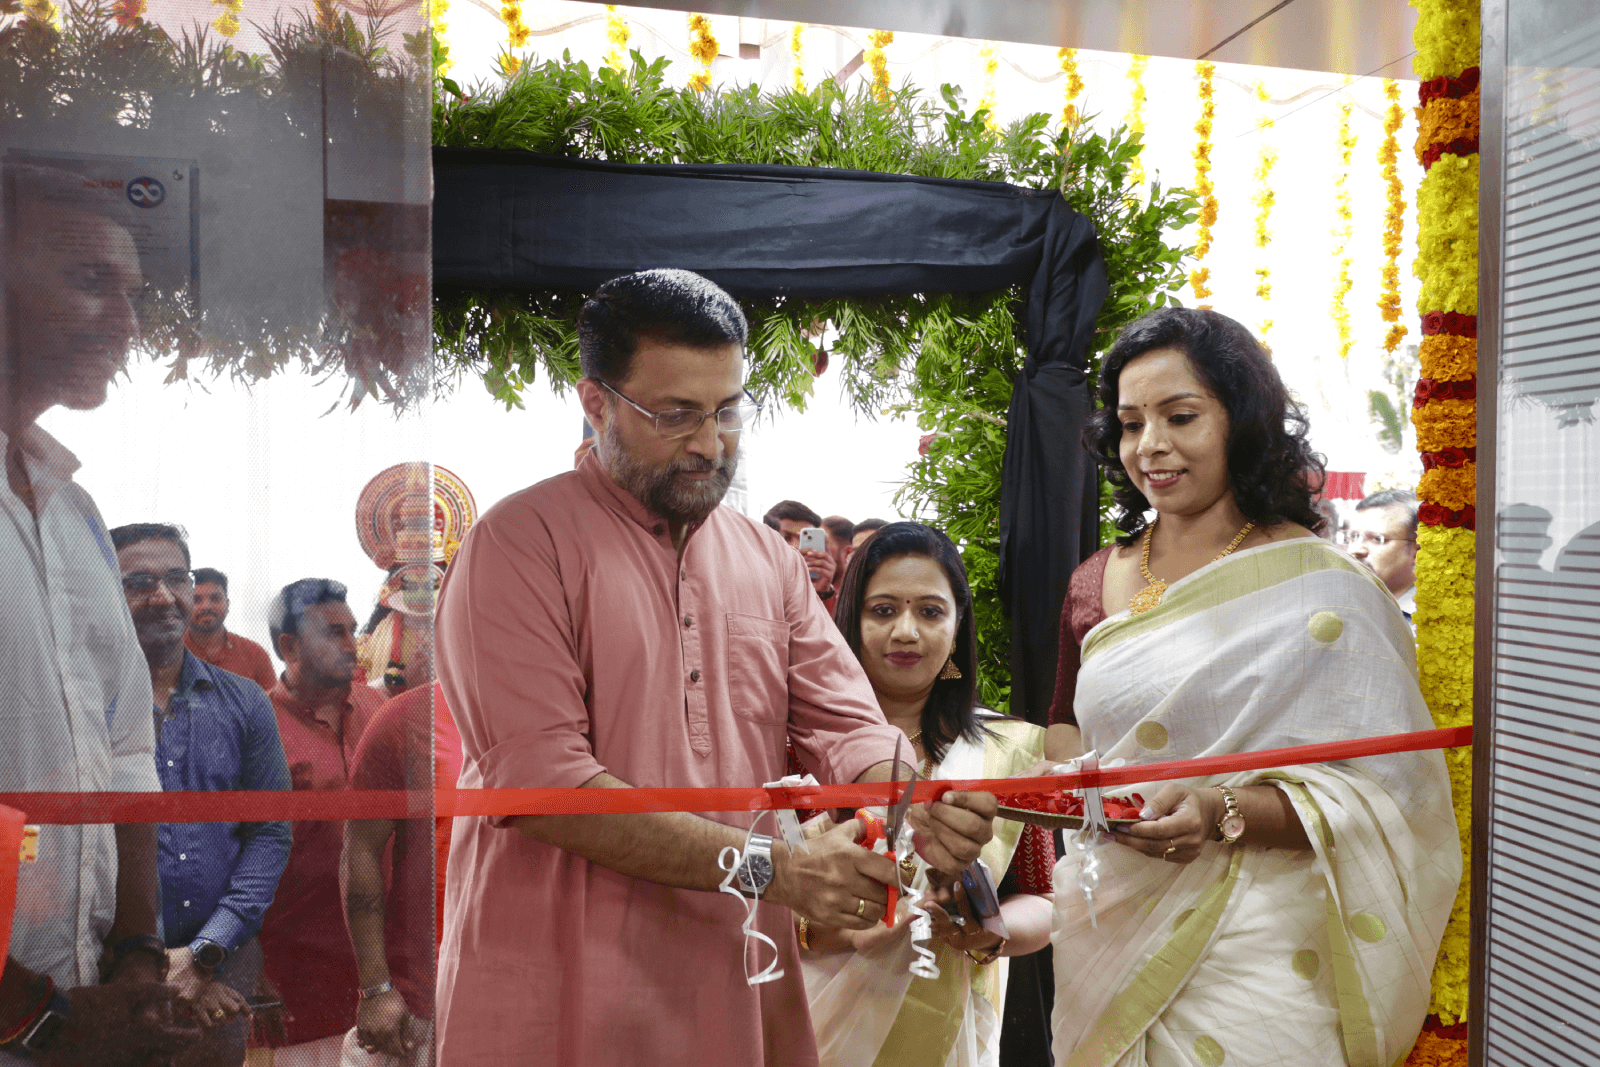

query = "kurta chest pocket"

[724,613,789,726]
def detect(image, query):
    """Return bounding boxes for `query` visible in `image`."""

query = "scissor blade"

[888,763,918,841]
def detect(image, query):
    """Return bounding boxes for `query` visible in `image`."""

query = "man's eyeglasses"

[121,569,195,596]
[1337,531,1415,548]
[596,380,761,440]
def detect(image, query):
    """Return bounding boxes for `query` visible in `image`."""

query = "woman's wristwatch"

[1215,786,1246,844]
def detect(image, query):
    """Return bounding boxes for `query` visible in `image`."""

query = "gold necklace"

[1129,516,1255,616]
[907,729,934,780]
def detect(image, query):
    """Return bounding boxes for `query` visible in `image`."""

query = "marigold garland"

[210,0,241,37]
[1190,61,1217,306]
[1126,54,1149,186]
[1380,79,1409,354]
[978,41,1001,133]
[790,23,806,94]
[20,0,62,28]
[685,13,718,92]
[500,0,529,52]
[423,0,451,74]
[1058,47,1084,127]
[865,29,893,103]
[603,5,630,72]
[1251,82,1277,337]
[1331,99,1357,358]
[1419,334,1476,381]
[111,0,144,25]
[1409,0,1479,1039]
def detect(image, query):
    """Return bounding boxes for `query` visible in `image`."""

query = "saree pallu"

[1050,539,1460,1067]
[804,716,1046,1067]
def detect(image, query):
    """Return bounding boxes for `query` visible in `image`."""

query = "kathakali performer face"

[857,553,959,704]
[590,336,745,527]
[1115,346,1235,521]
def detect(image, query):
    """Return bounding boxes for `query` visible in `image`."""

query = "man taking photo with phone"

[763,499,838,601]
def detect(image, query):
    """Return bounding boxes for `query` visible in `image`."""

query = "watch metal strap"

[18,989,71,1054]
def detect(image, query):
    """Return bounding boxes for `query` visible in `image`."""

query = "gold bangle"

[798,915,811,952]
[965,938,1008,965]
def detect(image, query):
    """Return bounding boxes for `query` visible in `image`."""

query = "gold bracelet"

[797,915,811,952]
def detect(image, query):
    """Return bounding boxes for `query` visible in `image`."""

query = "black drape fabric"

[434,147,1109,1065]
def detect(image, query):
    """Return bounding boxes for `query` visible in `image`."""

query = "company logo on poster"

[4,150,198,295]
[126,177,166,208]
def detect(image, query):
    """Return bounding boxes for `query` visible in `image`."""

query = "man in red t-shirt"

[256,578,383,1067]
[343,675,462,1060]
[185,568,277,693]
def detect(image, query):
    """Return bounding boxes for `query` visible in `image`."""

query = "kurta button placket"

[689,669,701,683]
[683,615,693,627]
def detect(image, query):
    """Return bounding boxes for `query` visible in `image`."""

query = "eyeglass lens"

[123,569,195,594]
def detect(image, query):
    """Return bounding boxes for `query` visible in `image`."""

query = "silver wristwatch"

[736,834,775,897]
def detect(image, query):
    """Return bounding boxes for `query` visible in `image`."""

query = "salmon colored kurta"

[435,453,902,1067]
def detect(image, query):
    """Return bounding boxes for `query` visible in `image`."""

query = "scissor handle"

[854,809,885,850]
[883,867,898,928]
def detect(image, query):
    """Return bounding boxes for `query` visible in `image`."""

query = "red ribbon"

[0,726,1473,825]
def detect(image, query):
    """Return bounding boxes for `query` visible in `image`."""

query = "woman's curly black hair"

[1086,307,1328,545]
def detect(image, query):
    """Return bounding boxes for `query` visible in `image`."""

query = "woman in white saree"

[798,522,1070,1067]
[1047,308,1460,1067]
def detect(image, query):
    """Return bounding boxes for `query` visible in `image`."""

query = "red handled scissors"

[856,736,919,927]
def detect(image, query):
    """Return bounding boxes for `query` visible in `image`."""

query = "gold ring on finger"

[1163,846,1178,860]
[213,1009,226,1020]
[855,897,868,919]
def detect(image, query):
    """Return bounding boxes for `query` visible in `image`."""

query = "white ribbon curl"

[717,811,785,986]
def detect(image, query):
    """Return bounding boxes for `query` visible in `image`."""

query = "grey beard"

[601,420,737,528]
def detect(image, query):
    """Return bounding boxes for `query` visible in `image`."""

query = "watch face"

[1220,815,1246,841]
[741,853,774,890]
[195,941,226,968]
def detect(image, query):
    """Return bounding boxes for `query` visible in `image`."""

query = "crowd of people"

[1,157,1457,1067]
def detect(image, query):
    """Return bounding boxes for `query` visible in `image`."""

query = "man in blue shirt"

[111,524,293,1067]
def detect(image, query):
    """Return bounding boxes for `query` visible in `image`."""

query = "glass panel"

[1,0,436,1060]
[1482,3,1600,1062]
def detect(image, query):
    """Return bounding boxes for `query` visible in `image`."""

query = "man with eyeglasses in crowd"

[109,524,292,1067]
[0,164,200,1067]
[433,268,998,1066]
[257,579,383,1067]
[1344,489,1421,623]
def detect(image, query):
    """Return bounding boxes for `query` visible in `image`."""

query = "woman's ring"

[1163,846,1178,860]
[856,897,868,919]
[952,914,966,929]
[213,1009,226,1020]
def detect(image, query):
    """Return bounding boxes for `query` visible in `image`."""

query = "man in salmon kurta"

[435,269,998,1066]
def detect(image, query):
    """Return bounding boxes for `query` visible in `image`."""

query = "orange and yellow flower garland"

[687,13,717,92]
[1190,61,1217,306]
[1404,1,1480,1063]
[865,29,893,103]
[1058,47,1084,127]
[20,0,62,29]
[1379,79,1409,354]
[1251,82,1277,339]
[1331,99,1357,358]
[1126,54,1149,187]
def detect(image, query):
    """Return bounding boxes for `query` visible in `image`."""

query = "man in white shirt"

[0,164,199,1066]
[1346,489,1420,623]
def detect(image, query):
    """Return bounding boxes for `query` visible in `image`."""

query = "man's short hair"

[108,523,191,568]
[763,500,822,531]
[1355,489,1420,537]
[821,515,853,542]
[852,518,889,538]
[193,567,227,592]
[267,578,349,659]
[577,269,748,385]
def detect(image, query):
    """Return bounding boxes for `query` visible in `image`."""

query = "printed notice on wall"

[4,149,198,297]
